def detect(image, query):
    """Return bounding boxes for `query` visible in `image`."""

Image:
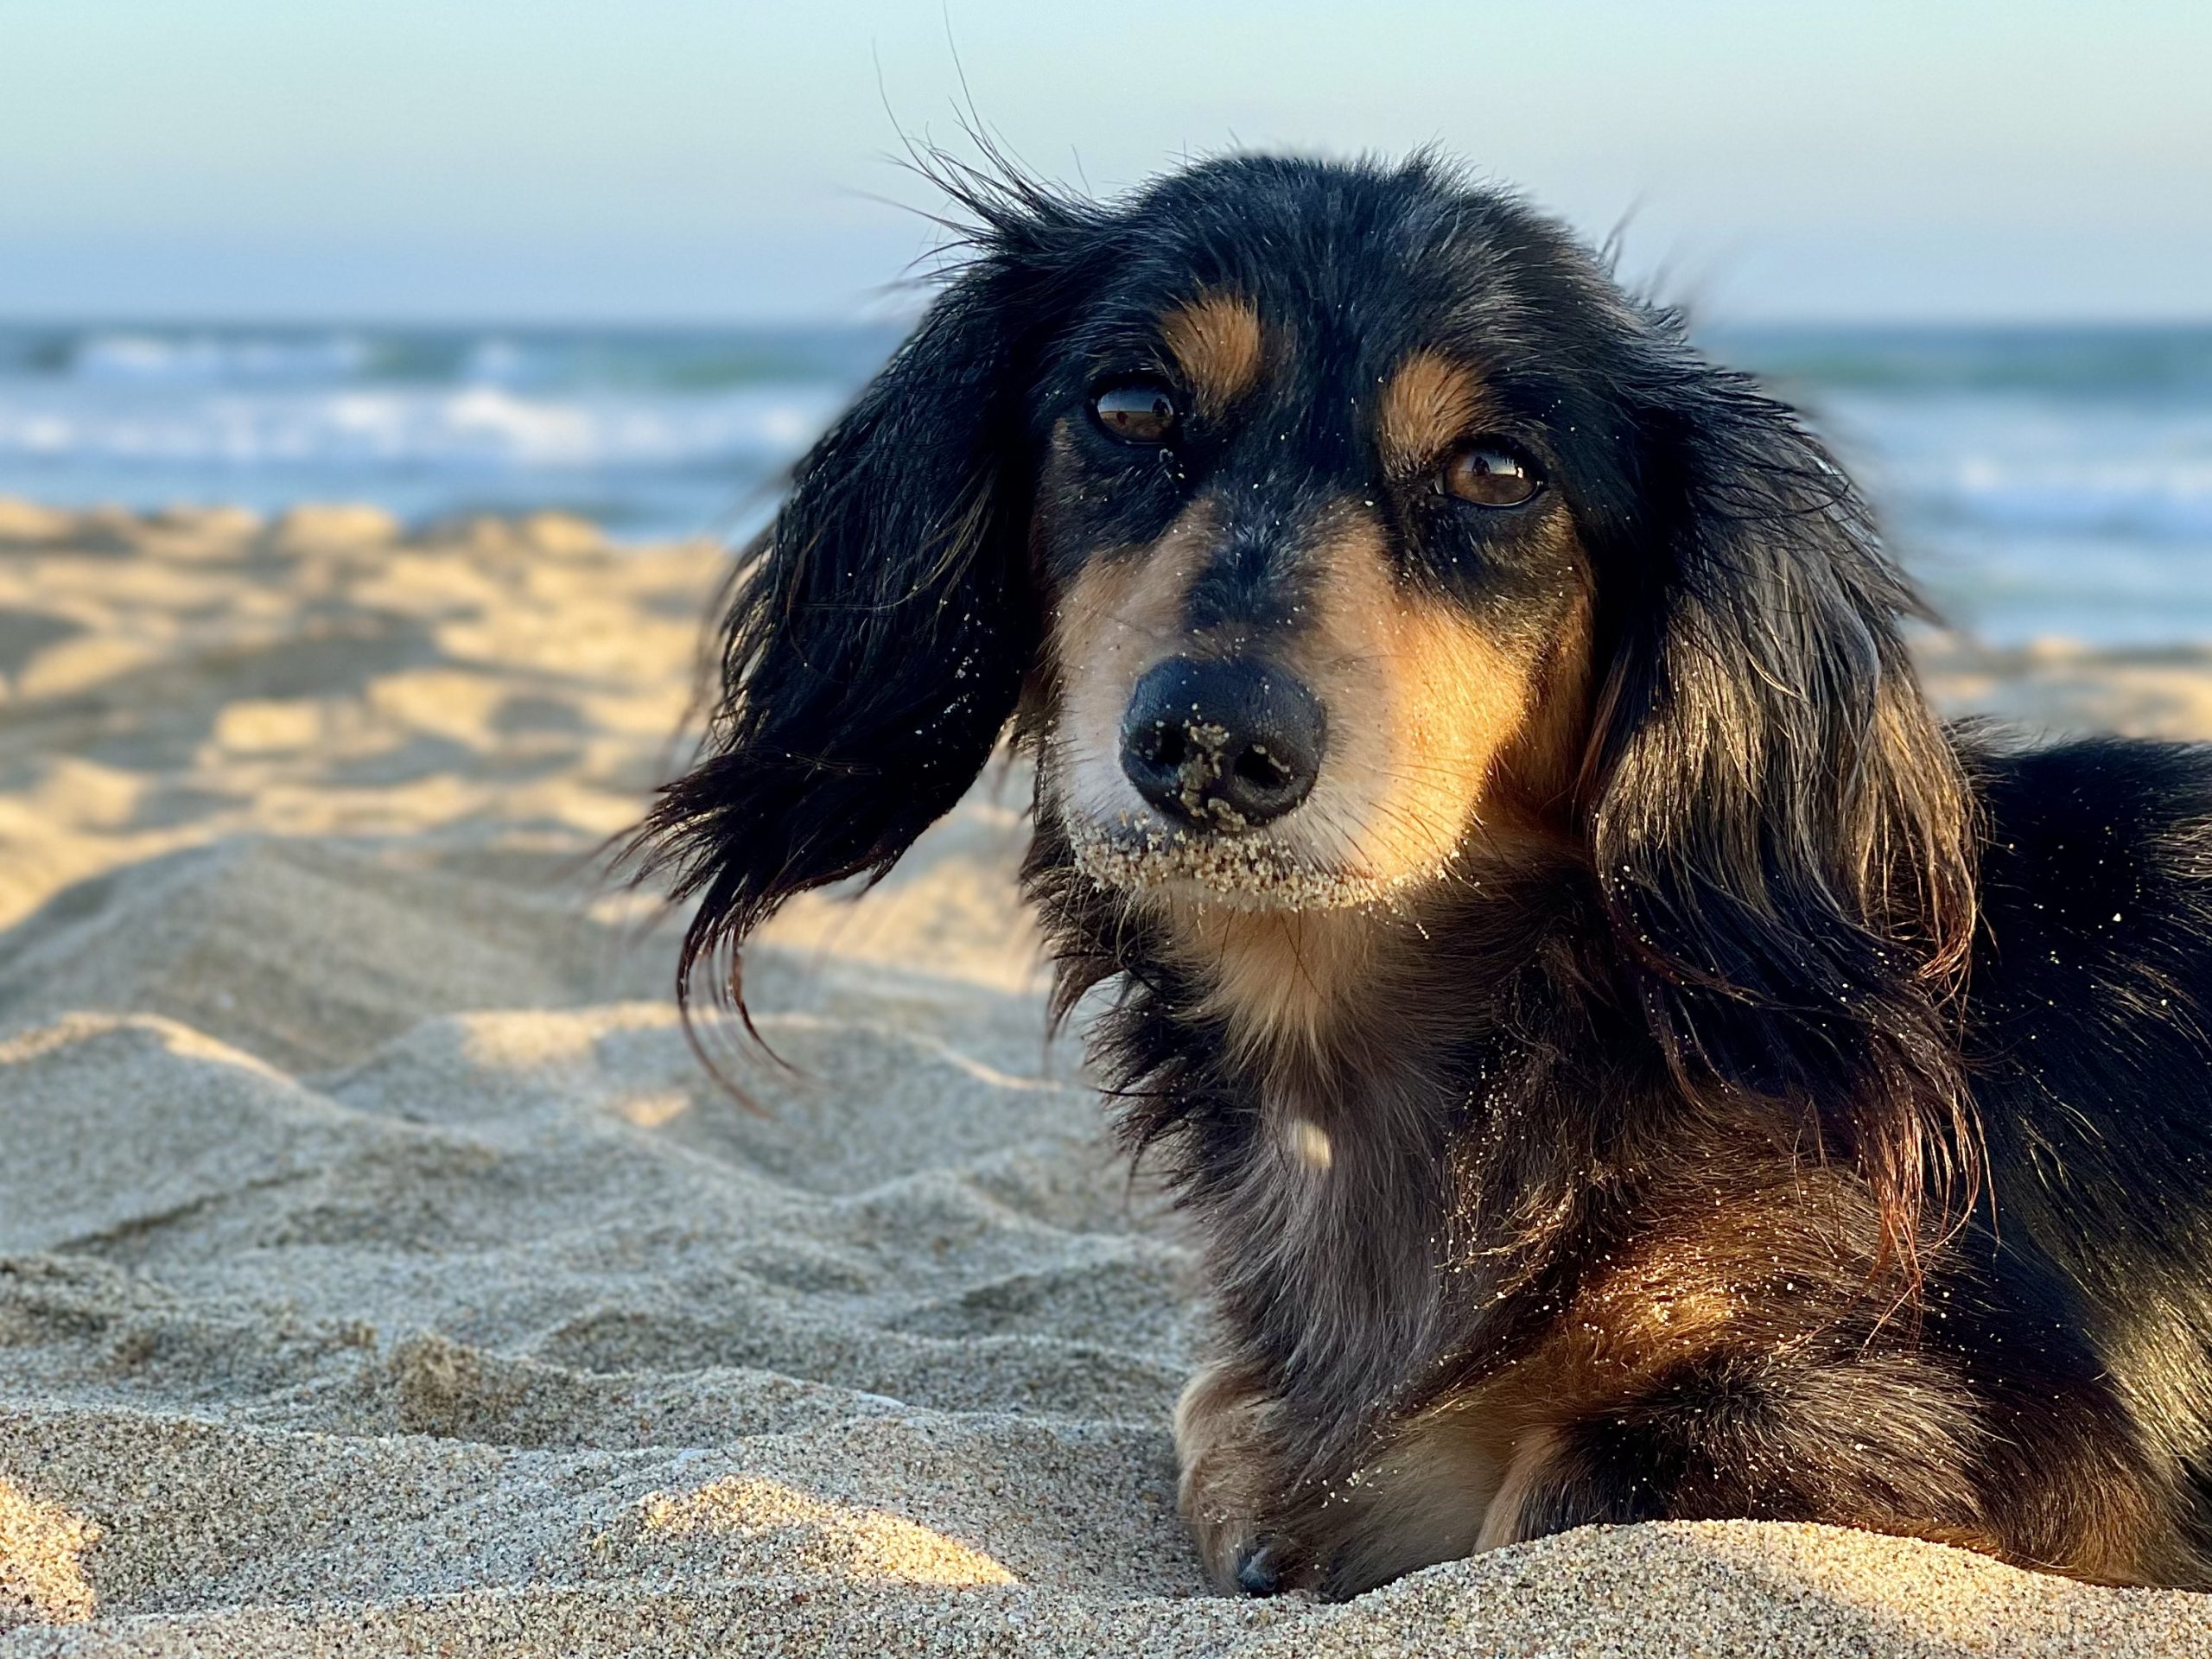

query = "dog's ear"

[1583,345,1979,1269]
[632,186,1096,1017]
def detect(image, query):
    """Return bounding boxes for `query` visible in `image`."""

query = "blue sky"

[1,1,2206,323]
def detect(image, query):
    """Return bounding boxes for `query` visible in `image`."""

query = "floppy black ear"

[1585,342,1980,1266]
[631,185,1096,1016]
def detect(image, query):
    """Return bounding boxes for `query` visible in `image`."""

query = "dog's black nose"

[1120,657,1325,829]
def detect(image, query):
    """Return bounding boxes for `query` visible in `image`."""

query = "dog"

[630,153,2212,1599]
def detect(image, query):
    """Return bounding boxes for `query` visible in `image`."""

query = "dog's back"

[1964,736,2212,1565]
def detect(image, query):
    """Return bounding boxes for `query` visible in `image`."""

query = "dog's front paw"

[1173,1362,1306,1596]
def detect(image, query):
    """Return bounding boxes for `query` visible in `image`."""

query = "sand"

[3,499,2212,1656]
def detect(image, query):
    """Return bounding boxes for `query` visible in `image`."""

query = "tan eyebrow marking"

[1161,293,1265,410]
[1376,350,1493,473]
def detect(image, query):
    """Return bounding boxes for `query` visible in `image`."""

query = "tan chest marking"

[1166,905,1385,1059]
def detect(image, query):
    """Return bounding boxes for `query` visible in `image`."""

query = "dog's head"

[1031,166,1599,912]
[638,152,1973,1166]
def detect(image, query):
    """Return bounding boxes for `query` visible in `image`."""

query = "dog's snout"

[1120,657,1325,830]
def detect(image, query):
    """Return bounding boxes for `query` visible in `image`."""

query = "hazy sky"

[2,1,2207,323]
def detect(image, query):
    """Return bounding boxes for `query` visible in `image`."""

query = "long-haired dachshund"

[632,154,2212,1599]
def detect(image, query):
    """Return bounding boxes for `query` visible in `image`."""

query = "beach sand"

[3,500,2212,1656]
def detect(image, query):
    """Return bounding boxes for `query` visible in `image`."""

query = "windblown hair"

[630,151,2212,1599]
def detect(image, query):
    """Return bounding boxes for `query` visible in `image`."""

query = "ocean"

[1,320,2206,648]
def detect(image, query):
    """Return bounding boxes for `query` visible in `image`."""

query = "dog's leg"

[1298,1402,1510,1599]
[1471,1349,2002,1555]
[1173,1358,1301,1594]
[1470,1344,2197,1584]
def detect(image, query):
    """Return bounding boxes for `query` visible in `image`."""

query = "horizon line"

[2,311,2210,335]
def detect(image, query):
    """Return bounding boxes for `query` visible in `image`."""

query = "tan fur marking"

[1278,514,1585,891]
[1328,1402,1514,1586]
[1171,906,1384,1057]
[1474,1427,1560,1552]
[1376,350,1492,473]
[1045,498,1217,817]
[1173,1360,1282,1592]
[1282,1116,1334,1170]
[1162,294,1264,411]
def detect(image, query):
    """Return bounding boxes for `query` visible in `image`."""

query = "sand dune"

[4,502,2212,1655]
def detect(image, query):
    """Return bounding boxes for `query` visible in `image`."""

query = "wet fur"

[630,153,2212,1597]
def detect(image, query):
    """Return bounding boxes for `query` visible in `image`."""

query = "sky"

[0,1,2207,325]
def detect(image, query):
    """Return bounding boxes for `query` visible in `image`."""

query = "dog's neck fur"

[1026,817,1617,1452]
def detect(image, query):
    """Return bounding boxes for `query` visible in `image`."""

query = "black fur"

[631,152,2212,1595]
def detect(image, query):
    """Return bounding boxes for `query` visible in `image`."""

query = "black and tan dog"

[632,154,2212,1598]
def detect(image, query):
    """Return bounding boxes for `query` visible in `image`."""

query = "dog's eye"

[1091,378,1180,444]
[1443,442,1541,507]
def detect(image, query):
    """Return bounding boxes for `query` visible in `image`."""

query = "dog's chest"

[1211,1046,1476,1419]
[1153,905,1516,1416]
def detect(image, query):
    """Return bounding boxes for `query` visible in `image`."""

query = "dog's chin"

[1060,812,1444,912]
